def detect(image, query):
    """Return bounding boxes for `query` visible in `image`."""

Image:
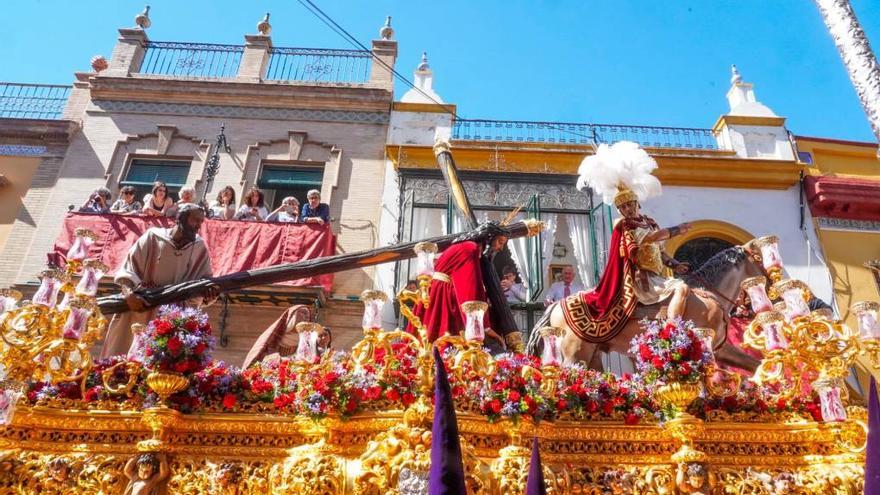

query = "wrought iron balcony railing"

[453,119,721,150]
[266,47,372,83]
[0,83,71,120]
[139,41,244,79]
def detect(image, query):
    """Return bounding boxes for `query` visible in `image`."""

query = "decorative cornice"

[92,99,390,124]
[0,144,49,157]
[392,102,456,114]
[804,175,880,221]
[387,145,801,189]
[712,114,787,132]
[816,217,880,232]
[0,119,77,144]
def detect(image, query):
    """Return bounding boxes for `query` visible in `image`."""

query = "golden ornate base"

[0,406,865,494]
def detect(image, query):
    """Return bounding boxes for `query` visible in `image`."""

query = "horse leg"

[550,303,601,367]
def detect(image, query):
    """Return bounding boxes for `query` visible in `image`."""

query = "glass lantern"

[66,228,97,264]
[127,323,147,362]
[76,260,108,296]
[360,290,387,330]
[851,301,880,341]
[61,297,91,340]
[741,276,772,313]
[753,235,783,280]
[295,322,322,363]
[460,300,488,343]
[813,377,847,422]
[32,270,63,307]
[773,279,811,320]
[539,326,565,367]
[0,289,21,315]
[754,310,789,352]
[413,242,438,277]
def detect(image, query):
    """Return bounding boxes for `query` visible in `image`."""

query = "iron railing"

[139,41,243,78]
[453,119,721,150]
[0,83,70,120]
[266,47,372,83]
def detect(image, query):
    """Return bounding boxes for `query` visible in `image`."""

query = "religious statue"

[242,305,314,369]
[216,462,245,495]
[38,457,73,493]
[675,462,716,495]
[123,452,169,495]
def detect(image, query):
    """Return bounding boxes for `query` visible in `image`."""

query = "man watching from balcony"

[100,203,219,358]
[109,186,142,215]
[501,265,527,303]
[301,189,330,225]
[544,265,586,306]
[165,185,197,218]
[267,196,301,223]
[79,187,112,214]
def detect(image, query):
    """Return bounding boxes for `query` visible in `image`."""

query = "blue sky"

[2,0,878,142]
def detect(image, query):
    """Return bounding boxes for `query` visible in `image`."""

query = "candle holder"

[32,270,64,308]
[61,296,93,340]
[359,290,387,331]
[771,279,812,322]
[752,235,783,283]
[65,228,98,269]
[539,326,565,368]
[812,376,848,423]
[853,301,880,369]
[740,276,772,313]
[76,260,109,297]
[413,242,437,309]
[294,322,322,364]
[461,300,488,343]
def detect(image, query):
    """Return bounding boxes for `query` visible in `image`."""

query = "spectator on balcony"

[235,187,269,221]
[78,187,112,214]
[142,181,173,217]
[544,264,586,306]
[267,196,301,223]
[301,189,330,225]
[501,265,527,303]
[109,186,143,215]
[208,186,237,220]
[166,185,197,218]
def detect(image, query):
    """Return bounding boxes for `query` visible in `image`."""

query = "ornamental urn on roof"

[135,5,151,30]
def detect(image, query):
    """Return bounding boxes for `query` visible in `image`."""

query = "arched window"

[674,237,735,270]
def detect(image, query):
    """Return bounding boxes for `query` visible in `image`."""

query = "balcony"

[0,83,71,120]
[452,118,722,150]
[139,41,244,79]
[266,47,372,84]
[50,213,336,293]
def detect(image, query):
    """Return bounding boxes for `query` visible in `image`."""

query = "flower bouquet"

[478,353,551,423]
[141,305,214,375]
[630,318,713,386]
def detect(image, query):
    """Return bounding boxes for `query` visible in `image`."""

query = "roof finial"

[90,55,109,73]
[417,52,430,71]
[135,5,151,30]
[730,64,742,84]
[379,16,394,40]
[257,12,271,35]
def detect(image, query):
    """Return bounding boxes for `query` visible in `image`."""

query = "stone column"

[238,35,272,82]
[369,39,398,89]
[105,28,148,77]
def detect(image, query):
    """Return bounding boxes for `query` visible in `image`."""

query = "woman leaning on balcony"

[209,186,237,220]
[235,187,269,221]
[109,185,142,215]
[142,181,173,217]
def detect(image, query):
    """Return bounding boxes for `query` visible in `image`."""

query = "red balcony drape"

[49,213,335,292]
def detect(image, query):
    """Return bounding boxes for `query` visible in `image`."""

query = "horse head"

[684,245,765,312]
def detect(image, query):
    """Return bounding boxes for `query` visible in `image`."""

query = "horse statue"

[527,244,767,371]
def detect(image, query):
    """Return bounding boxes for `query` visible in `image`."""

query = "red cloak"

[411,241,491,342]
[561,220,640,343]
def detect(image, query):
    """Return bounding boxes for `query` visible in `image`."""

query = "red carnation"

[402,393,415,406]
[556,399,567,410]
[174,361,189,373]
[638,344,653,361]
[155,321,173,336]
[222,393,237,409]
[679,362,692,376]
[194,343,207,355]
[508,390,521,403]
[167,337,183,356]
[651,356,665,369]
[489,399,502,414]
[366,386,382,401]
[624,413,640,425]
[184,320,198,331]
[385,389,400,402]
[659,327,672,339]
[346,399,358,413]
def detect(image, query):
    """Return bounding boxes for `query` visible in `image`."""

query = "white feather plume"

[575,141,662,204]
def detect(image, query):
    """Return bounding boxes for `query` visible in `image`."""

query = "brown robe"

[100,227,212,358]
[242,305,313,369]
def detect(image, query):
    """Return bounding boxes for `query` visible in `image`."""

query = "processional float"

[0,140,876,494]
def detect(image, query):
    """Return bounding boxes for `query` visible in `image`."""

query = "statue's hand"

[679,222,693,233]
[124,292,148,312]
[485,328,506,349]
[674,262,690,274]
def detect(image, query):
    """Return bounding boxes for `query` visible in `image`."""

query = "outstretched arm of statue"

[662,253,690,274]
[641,222,692,244]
